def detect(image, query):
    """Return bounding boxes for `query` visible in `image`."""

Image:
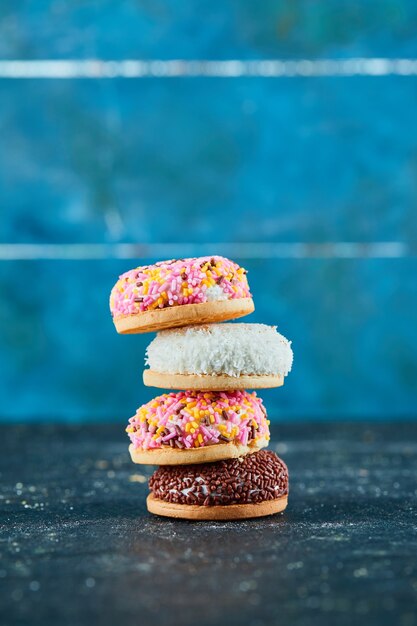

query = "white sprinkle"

[353,568,368,578]
[29,581,40,592]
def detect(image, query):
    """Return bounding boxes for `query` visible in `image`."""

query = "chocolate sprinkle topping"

[149,450,288,507]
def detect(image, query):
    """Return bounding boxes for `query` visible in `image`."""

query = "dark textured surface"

[1,422,417,626]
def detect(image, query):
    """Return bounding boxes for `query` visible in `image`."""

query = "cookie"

[146,493,288,520]
[144,323,293,390]
[110,256,254,334]
[147,450,289,520]
[126,390,270,465]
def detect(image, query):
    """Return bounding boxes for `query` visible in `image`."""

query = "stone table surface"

[1,422,417,626]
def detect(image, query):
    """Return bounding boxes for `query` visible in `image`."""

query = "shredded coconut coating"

[146,323,293,377]
[149,450,289,506]
[110,256,251,318]
[126,390,270,450]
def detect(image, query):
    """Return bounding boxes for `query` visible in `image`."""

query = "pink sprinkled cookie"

[126,390,270,465]
[110,255,254,334]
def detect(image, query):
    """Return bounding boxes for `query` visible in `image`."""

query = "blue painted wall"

[1,1,417,421]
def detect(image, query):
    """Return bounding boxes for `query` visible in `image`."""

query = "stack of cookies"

[110,255,293,520]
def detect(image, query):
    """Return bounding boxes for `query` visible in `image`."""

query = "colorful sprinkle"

[126,390,270,450]
[110,256,251,318]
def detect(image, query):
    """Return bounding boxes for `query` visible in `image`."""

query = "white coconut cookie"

[144,323,293,390]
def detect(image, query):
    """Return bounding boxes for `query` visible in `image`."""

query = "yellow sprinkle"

[191,421,199,429]
[198,434,203,444]
[129,474,147,483]
[194,439,200,448]
[210,415,215,424]
[190,428,196,434]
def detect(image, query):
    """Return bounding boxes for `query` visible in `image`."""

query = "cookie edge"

[113,298,254,334]
[143,370,284,390]
[128,438,268,466]
[146,493,288,520]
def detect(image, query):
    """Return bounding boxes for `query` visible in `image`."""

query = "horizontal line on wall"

[0,58,417,79]
[0,242,410,260]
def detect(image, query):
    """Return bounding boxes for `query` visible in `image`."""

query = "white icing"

[145,323,293,377]
[205,284,229,302]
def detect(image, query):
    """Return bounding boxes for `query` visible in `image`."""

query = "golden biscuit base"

[146,493,288,520]
[128,438,268,466]
[113,298,254,334]
[143,370,284,390]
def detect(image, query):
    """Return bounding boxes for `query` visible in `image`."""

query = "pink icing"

[126,390,270,450]
[110,255,251,318]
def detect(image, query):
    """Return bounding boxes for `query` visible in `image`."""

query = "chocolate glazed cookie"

[147,450,289,520]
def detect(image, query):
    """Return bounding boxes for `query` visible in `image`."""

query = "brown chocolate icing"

[149,450,288,506]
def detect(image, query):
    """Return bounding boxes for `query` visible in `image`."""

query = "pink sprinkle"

[110,255,251,318]
[126,390,269,451]
[161,431,177,442]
